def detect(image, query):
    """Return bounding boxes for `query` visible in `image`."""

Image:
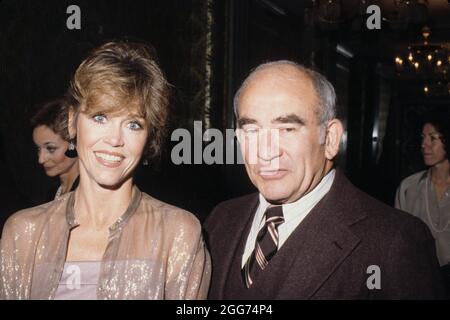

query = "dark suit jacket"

[204,170,445,299]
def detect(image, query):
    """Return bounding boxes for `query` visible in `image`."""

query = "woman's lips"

[94,151,124,168]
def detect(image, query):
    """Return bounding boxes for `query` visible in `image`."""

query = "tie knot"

[264,206,284,225]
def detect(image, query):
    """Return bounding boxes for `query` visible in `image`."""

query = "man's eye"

[93,114,107,123]
[128,121,143,131]
[280,127,296,133]
[243,127,259,134]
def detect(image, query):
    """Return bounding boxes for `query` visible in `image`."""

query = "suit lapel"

[282,202,362,299]
[283,170,366,299]
[219,195,259,298]
[247,170,366,299]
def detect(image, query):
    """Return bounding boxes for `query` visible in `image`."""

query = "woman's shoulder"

[399,170,427,190]
[2,195,69,235]
[138,192,201,230]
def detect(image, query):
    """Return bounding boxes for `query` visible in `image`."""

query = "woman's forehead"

[423,123,440,133]
[83,93,146,117]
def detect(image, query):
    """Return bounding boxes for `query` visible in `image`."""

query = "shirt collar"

[258,169,336,222]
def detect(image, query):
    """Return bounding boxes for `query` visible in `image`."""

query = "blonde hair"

[66,41,170,160]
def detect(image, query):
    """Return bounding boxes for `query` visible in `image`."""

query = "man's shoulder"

[331,171,427,233]
[204,193,258,230]
[213,193,259,211]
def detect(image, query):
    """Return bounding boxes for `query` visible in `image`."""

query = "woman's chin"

[44,171,59,177]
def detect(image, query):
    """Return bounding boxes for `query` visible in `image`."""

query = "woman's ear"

[68,107,78,139]
[324,119,344,160]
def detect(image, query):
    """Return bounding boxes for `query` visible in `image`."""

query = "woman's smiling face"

[72,105,148,189]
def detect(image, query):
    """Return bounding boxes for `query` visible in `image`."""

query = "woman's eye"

[93,114,107,123]
[47,147,56,153]
[128,121,143,131]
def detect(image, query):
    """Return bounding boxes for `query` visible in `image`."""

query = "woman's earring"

[65,140,78,158]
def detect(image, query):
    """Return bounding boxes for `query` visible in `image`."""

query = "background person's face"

[74,107,148,189]
[32,125,76,177]
[421,123,447,167]
[237,69,329,204]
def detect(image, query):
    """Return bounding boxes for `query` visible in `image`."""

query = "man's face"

[237,68,330,204]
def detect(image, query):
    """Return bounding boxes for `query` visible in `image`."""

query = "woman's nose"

[104,124,124,147]
[38,150,46,164]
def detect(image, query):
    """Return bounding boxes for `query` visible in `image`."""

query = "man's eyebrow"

[272,114,305,125]
[237,117,258,127]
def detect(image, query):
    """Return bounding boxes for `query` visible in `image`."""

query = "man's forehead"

[250,64,311,83]
[242,67,316,101]
[241,74,318,110]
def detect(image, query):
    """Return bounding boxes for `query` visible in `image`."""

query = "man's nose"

[257,129,281,161]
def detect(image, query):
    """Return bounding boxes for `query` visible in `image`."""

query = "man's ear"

[68,107,78,139]
[324,119,343,160]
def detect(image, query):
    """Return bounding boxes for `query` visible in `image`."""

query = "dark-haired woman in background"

[31,99,79,200]
[396,110,450,295]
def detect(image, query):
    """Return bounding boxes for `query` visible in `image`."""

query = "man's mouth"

[259,169,287,178]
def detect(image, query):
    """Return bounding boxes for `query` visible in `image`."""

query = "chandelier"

[394,26,450,96]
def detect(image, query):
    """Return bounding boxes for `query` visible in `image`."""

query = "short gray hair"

[233,60,336,125]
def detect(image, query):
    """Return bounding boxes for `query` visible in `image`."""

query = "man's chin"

[260,190,290,205]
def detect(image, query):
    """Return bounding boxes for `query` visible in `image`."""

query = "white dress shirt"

[242,169,336,268]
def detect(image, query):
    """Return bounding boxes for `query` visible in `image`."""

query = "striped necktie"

[243,206,284,288]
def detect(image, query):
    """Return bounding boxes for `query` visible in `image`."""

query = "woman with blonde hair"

[1,41,211,299]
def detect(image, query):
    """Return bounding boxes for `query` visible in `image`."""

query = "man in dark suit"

[204,61,445,299]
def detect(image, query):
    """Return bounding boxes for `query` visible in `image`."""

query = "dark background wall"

[1,0,450,231]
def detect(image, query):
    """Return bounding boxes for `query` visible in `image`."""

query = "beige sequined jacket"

[0,187,211,299]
